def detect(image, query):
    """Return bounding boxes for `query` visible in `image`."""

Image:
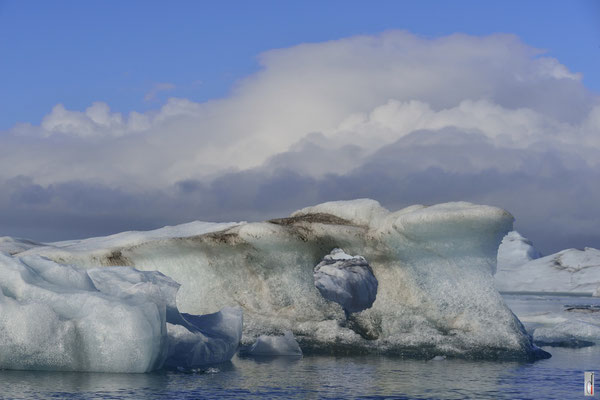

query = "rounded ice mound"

[291,198,389,227]
[240,331,302,357]
[314,248,378,315]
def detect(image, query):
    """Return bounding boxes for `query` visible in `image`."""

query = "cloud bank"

[1,31,599,253]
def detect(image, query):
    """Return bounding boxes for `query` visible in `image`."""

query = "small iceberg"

[0,252,242,373]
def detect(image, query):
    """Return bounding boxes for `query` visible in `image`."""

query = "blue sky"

[1,1,600,253]
[1,0,598,130]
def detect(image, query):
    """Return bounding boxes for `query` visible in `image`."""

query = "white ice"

[19,221,242,258]
[0,252,242,372]
[241,331,302,356]
[496,231,541,271]
[495,231,600,295]
[165,307,243,369]
[313,248,378,315]
[15,199,546,360]
[504,294,600,347]
[0,237,44,255]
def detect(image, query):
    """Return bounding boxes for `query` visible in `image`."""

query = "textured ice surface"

[314,248,378,315]
[241,331,302,356]
[504,294,600,348]
[17,199,547,360]
[0,237,44,255]
[165,307,243,369]
[533,319,600,347]
[495,231,600,295]
[0,253,241,372]
[20,221,241,259]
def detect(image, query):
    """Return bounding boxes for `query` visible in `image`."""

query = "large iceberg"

[0,253,242,372]
[15,199,547,360]
[496,231,600,295]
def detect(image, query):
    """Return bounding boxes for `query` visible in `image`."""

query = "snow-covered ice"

[0,253,242,372]
[0,237,44,255]
[17,221,242,259]
[240,331,302,357]
[313,248,378,315]
[13,199,548,360]
[495,231,600,295]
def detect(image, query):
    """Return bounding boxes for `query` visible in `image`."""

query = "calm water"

[1,295,598,400]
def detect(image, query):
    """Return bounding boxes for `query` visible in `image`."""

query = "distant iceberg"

[496,231,600,296]
[11,199,549,361]
[505,295,600,348]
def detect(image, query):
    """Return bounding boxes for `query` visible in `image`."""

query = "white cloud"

[1,31,599,250]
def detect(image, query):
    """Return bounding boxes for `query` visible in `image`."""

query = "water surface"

[1,294,598,399]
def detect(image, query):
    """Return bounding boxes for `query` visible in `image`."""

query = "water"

[1,295,598,400]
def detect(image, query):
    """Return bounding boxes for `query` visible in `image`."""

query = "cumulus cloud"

[1,31,599,253]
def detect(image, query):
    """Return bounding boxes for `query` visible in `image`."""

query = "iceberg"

[504,295,600,348]
[0,253,242,372]
[496,231,541,271]
[17,199,547,360]
[496,231,600,295]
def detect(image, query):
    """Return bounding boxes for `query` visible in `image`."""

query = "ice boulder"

[0,253,242,372]
[313,248,378,316]
[18,199,548,360]
[240,331,302,357]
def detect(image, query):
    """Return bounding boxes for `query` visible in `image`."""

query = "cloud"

[1,31,599,253]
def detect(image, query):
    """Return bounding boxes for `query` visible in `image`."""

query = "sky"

[0,0,599,254]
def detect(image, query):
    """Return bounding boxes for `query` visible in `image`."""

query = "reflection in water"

[0,347,597,399]
[1,294,598,399]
